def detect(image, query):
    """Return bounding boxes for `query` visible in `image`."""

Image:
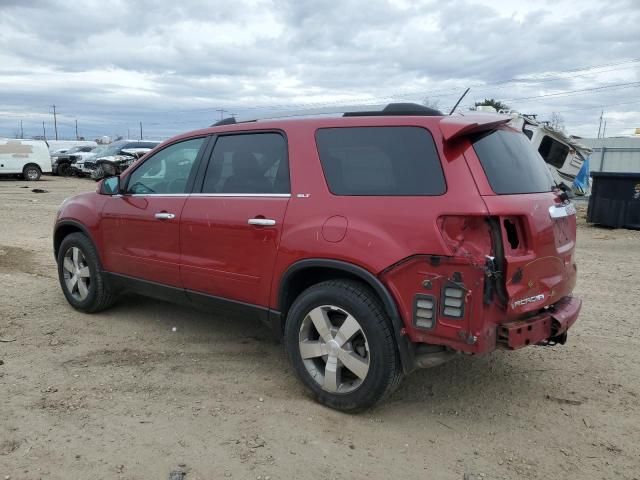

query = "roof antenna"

[449,87,470,115]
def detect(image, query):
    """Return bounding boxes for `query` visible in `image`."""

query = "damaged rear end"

[381,117,581,363]
[466,123,581,351]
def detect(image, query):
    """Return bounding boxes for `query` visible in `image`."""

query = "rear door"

[465,128,578,318]
[180,131,290,308]
[100,137,206,287]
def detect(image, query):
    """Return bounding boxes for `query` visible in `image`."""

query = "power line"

[501,81,640,102]
[1,59,639,122]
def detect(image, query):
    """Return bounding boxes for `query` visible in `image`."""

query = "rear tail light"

[442,286,465,318]
[414,295,436,329]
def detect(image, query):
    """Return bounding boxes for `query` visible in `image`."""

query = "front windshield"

[66,146,82,154]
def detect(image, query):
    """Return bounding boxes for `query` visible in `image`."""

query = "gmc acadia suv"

[53,103,581,411]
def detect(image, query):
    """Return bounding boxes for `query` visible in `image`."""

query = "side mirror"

[100,175,121,195]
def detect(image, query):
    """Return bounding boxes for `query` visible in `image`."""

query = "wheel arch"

[276,258,414,373]
[22,162,42,172]
[53,220,99,263]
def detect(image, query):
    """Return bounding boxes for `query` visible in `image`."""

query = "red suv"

[54,103,581,411]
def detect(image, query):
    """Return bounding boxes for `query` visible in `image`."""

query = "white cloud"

[0,0,638,139]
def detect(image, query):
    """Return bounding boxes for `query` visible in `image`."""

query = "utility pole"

[139,122,143,140]
[75,119,79,140]
[20,120,24,138]
[597,110,603,138]
[127,128,130,139]
[216,108,227,120]
[602,120,607,138]
[51,105,58,140]
[42,122,46,140]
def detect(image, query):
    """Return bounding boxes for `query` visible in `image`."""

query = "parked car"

[52,145,96,176]
[72,140,159,179]
[53,103,581,411]
[0,138,51,180]
[46,140,97,155]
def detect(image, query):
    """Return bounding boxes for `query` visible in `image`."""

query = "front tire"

[22,165,41,181]
[285,280,403,411]
[57,163,71,176]
[57,233,115,313]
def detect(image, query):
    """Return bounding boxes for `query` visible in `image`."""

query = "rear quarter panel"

[269,118,488,310]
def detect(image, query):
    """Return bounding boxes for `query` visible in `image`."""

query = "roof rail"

[343,102,444,117]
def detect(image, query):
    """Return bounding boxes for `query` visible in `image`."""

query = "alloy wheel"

[298,305,370,394]
[62,246,91,301]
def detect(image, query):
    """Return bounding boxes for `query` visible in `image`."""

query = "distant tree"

[549,112,565,131]
[473,98,510,112]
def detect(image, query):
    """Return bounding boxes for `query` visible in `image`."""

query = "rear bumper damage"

[497,296,581,349]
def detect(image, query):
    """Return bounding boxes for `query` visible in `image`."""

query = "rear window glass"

[472,129,555,194]
[315,127,446,196]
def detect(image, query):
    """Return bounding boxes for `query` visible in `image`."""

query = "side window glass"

[201,133,289,194]
[126,138,204,194]
[315,127,445,196]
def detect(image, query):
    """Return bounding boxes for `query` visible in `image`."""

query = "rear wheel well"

[277,260,413,373]
[279,267,366,328]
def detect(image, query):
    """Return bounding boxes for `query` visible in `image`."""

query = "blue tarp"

[573,155,590,195]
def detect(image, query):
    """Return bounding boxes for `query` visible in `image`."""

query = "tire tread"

[57,232,116,313]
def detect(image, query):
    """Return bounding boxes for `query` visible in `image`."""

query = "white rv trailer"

[508,113,592,194]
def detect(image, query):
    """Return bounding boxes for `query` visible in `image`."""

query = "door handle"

[248,218,276,226]
[154,212,175,220]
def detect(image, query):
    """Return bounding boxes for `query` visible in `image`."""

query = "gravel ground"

[1,175,639,480]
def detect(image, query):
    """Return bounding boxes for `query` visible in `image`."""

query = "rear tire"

[57,233,116,313]
[284,279,403,411]
[22,165,41,181]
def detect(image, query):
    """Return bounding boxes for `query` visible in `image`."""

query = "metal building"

[580,136,640,173]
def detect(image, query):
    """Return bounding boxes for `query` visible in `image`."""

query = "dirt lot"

[1,175,639,480]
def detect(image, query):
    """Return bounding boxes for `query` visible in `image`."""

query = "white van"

[0,139,52,181]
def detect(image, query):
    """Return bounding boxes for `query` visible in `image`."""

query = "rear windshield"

[315,126,446,196]
[472,129,555,194]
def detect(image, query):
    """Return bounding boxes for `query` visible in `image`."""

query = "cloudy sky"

[1,0,639,141]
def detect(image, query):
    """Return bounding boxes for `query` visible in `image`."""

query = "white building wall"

[581,137,640,173]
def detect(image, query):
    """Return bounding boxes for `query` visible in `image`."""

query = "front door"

[100,137,206,287]
[180,132,290,308]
